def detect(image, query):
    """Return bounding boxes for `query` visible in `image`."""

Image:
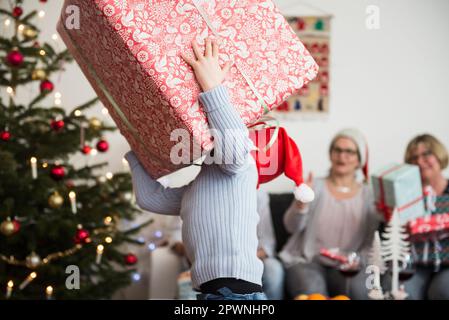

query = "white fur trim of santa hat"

[294,183,315,203]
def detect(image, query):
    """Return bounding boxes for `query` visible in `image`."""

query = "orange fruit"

[294,294,309,300]
[331,295,350,300]
[307,293,327,300]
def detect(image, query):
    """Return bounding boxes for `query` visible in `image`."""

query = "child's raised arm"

[125,151,186,215]
[182,39,253,175]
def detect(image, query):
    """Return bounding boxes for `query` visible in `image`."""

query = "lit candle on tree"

[6,280,13,299]
[30,157,37,179]
[46,286,53,300]
[68,191,77,214]
[96,244,104,264]
[19,272,37,290]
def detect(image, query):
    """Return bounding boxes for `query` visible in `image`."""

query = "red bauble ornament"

[12,6,23,18]
[50,119,65,131]
[1,131,11,141]
[6,50,24,66]
[96,140,109,152]
[12,220,21,233]
[81,145,92,155]
[124,253,138,265]
[40,80,54,93]
[74,229,90,244]
[50,165,65,180]
[65,180,75,188]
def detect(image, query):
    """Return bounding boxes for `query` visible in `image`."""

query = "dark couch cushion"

[268,193,295,253]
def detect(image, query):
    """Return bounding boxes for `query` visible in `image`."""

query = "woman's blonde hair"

[404,134,448,169]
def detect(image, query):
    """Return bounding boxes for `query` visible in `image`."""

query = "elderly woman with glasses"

[279,128,382,299]
[402,134,449,300]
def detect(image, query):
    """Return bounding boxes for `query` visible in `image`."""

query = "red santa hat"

[249,126,315,203]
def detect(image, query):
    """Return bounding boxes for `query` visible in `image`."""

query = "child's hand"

[181,38,233,92]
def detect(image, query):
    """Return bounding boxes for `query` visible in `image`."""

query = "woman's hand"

[181,38,233,92]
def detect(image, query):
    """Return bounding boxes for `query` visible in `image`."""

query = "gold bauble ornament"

[26,252,42,269]
[89,117,102,130]
[23,26,38,40]
[32,68,47,80]
[0,218,16,236]
[48,191,64,209]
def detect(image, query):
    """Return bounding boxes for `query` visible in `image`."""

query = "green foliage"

[0,4,148,300]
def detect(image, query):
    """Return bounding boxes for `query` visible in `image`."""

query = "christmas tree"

[0,0,151,299]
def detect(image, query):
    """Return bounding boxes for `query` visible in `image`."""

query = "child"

[125,38,266,300]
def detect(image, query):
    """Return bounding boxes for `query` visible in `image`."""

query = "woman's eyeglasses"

[331,147,358,157]
[409,150,433,163]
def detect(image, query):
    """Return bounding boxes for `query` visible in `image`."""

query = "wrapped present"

[408,213,449,239]
[57,0,318,178]
[371,163,426,224]
[409,195,449,268]
[412,238,449,269]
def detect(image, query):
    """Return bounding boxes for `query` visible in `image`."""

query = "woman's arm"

[283,199,310,234]
[125,151,186,215]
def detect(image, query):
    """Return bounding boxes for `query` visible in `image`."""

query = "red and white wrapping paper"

[57,0,318,178]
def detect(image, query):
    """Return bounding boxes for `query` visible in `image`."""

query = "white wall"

[3,0,449,192]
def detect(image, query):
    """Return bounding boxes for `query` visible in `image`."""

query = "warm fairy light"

[104,216,112,225]
[38,10,46,18]
[105,237,112,244]
[54,92,61,99]
[90,149,98,156]
[101,107,109,115]
[54,99,61,106]
[45,286,53,300]
[74,110,82,116]
[39,50,46,56]
[52,34,58,41]
[6,86,14,95]
[4,19,11,26]
[105,172,113,180]
[42,162,48,168]
[18,24,24,32]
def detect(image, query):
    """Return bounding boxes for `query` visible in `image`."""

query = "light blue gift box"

[371,163,426,225]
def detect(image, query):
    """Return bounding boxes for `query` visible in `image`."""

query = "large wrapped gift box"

[57,0,318,178]
[371,164,426,224]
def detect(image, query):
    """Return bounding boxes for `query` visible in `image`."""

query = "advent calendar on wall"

[275,16,331,115]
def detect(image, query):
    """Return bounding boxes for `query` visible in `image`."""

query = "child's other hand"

[181,38,233,92]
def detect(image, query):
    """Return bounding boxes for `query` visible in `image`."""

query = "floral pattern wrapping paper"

[57,0,318,178]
